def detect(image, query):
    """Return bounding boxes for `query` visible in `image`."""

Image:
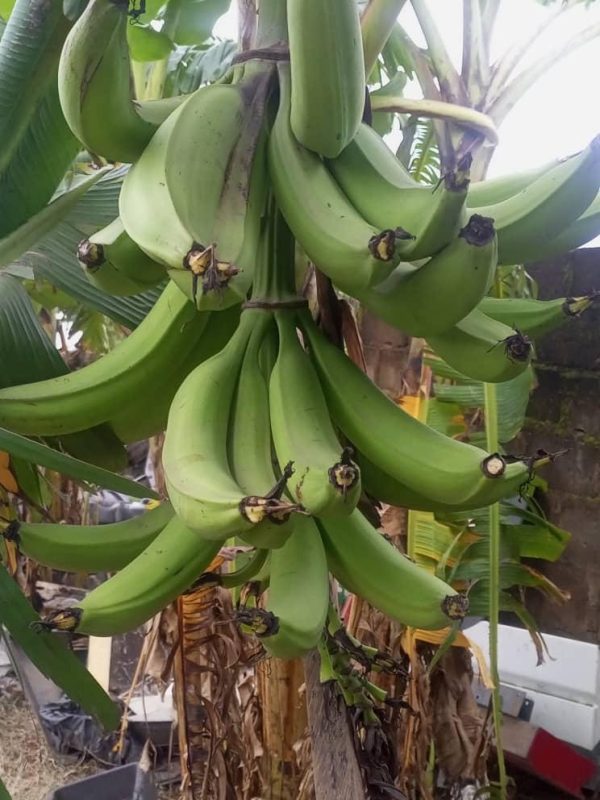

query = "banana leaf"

[0,565,120,731]
[0,273,127,471]
[431,360,535,444]
[0,428,157,499]
[10,168,163,328]
[0,0,79,236]
[0,169,110,269]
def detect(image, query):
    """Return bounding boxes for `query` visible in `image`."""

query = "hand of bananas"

[4,0,599,657]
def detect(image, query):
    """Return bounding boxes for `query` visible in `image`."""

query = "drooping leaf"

[0,0,79,236]
[166,39,237,94]
[11,168,163,328]
[0,169,109,270]
[0,565,120,731]
[0,428,157,499]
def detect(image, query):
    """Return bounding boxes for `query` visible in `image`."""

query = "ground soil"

[0,687,179,800]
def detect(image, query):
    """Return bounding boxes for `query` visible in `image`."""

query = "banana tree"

[0,1,598,799]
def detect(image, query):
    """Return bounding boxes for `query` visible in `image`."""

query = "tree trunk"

[303,650,366,800]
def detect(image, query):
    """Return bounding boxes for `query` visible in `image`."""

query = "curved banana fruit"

[268,64,410,296]
[518,191,600,262]
[260,515,330,660]
[270,311,361,517]
[288,0,365,158]
[120,60,273,310]
[478,294,596,340]
[357,214,497,337]
[299,309,532,506]
[426,308,534,383]
[0,281,208,436]
[110,304,240,443]
[468,158,560,207]
[473,135,600,265]
[78,217,166,295]
[319,510,467,630]
[163,310,296,540]
[36,515,222,636]
[328,123,471,260]
[358,453,533,513]
[3,502,173,573]
[229,314,298,549]
[58,0,157,163]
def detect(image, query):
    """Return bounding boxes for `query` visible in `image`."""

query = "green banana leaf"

[0,273,128,471]
[0,565,120,731]
[9,167,164,328]
[0,0,80,237]
[165,39,237,95]
[0,169,110,270]
[0,428,158,500]
[429,355,535,444]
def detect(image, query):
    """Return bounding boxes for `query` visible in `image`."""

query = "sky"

[213,0,600,179]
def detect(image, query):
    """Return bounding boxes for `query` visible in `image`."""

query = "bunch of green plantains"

[2,0,599,659]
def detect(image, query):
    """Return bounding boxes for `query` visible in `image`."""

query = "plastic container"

[45,762,157,800]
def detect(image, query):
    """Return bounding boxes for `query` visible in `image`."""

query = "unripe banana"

[357,214,498,337]
[269,311,361,517]
[120,60,273,310]
[478,294,596,340]
[0,281,208,436]
[288,0,365,158]
[472,135,600,265]
[58,0,157,163]
[110,304,240,444]
[259,516,330,660]
[426,308,534,383]
[3,502,173,573]
[298,309,532,506]
[78,217,166,296]
[36,515,222,636]
[319,510,467,630]
[518,191,600,262]
[268,63,410,297]
[358,453,534,514]
[163,310,297,540]
[468,158,560,207]
[328,123,471,260]
[229,315,298,549]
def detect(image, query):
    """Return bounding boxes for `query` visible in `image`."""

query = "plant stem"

[254,0,288,48]
[360,0,408,80]
[410,0,468,105]
[484,380,507,800]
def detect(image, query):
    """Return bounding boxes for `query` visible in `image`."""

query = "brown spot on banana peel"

[368,228,414,262]
[444,152,472,192]
[183,242,213,275]
[460,213,495,246]
[31,607,82,634]
[239,496,301,525]
[502,330,533,363]
[77,239,105,271]
[235,607,279,637]
[328,446,360,495]
[563,292,599,317]
[442,593,469,621]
